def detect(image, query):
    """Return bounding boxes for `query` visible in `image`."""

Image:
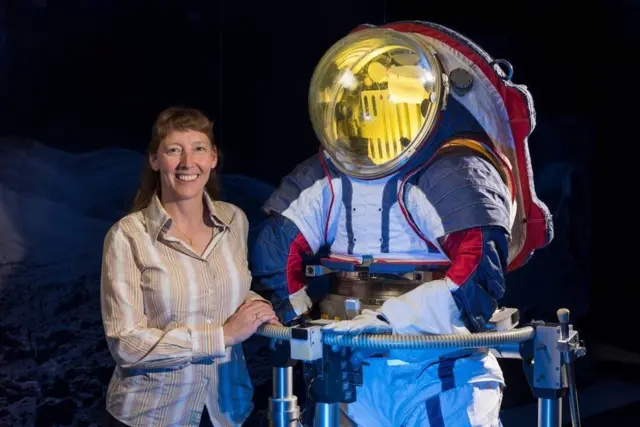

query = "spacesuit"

[251,21,553,427]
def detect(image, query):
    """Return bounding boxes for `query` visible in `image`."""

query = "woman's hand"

[250,301,283,326]
[222,300,280,347]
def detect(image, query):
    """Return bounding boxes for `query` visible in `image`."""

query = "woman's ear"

[149,153,159,171]
[211,146,218,170]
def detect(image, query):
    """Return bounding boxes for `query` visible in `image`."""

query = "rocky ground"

[0,272,282,427]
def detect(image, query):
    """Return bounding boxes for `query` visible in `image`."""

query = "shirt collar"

[143,192,231,243]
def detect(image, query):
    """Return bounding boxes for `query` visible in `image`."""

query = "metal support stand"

[263,306,586,427]
[313,403,340,427]
[268,367,300,427]
[538,398,562,427]
[557,309,582,427]
[521,309,585,427]
[267,341,301,427]
[302,343,361,427]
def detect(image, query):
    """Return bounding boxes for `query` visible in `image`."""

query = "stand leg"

[313,403,340,427]
[566,364,581,427]
[538,398,562,427]
[268,367,300,427]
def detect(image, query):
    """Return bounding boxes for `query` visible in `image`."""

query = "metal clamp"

[557,329,586,362]
[289,320,336,361]
[305,265,334,277]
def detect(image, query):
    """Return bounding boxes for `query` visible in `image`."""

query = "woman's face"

[149,129,217,203]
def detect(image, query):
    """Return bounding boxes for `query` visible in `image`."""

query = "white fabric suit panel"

[332,177,387,256]
[281,177,342,252]
[404,182,447,247]
[330,175,449,260]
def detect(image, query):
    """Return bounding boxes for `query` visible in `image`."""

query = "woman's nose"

[180,151,194,166]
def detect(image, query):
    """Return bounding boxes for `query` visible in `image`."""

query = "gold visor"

[309,28,447,178]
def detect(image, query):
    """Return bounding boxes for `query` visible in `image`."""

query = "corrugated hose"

[256,324,534,349]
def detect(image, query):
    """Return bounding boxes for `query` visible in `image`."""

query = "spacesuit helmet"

[308,27,449,179]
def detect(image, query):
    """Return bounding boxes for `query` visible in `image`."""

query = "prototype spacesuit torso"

[330,172,446,260]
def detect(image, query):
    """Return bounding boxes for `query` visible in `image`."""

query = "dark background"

[0,0,634,426]
[1,0,624,183]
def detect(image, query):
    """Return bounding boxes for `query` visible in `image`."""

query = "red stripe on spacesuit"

[441,228,483,286]
[286,233,312,294]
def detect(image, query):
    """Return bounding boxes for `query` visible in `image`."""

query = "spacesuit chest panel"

[329,173,448,262]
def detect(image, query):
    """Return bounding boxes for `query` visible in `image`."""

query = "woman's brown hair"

[130,106,222,212]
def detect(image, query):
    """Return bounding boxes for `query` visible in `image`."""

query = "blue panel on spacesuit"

[380,175,400,253]
[367,263,434,274]
[250,213,301,279]
[400,97,488,173]
[340,175,354,254]
[249,214,305,322]
[411,151,511,237]
[250,212,333,323]
[450,226,509,332]
[320,258,357,272]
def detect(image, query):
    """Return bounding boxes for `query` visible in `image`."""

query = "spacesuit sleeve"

[250,154,334,324]
[399,150,512,332]
[441,226,509,332]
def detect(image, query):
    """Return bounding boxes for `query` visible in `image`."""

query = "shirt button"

[205,318,213,324]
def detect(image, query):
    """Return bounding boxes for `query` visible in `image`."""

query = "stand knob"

[557,308,570,340]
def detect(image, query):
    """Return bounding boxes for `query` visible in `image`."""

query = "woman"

[100,106,279,427]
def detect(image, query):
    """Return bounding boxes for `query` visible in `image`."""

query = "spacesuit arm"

[250,214,330,324]
[441,226,508,331]
[380,149,511,334]
[250,154,335,324]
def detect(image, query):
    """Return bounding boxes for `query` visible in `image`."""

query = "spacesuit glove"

[287,276,331,322]
[287,286,313,318]
[378,278,469,336]
[322,309,393,335]
[322,309,393,353]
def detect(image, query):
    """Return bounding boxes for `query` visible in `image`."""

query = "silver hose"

[259,324,293,340]
[256,324,535,349]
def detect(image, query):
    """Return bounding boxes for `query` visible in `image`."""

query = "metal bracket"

[487,307,520,331]
[305,264,334,277]
[289,319,337,361]
[533,324,565,390]
[558,329,586,362]
[361,255,374,267]
[344,298,361,320]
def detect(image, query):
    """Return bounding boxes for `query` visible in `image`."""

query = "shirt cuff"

[244,291,272,307]
[191,325,226,358]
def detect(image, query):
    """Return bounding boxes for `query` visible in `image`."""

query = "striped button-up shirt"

[100,192,266,426]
